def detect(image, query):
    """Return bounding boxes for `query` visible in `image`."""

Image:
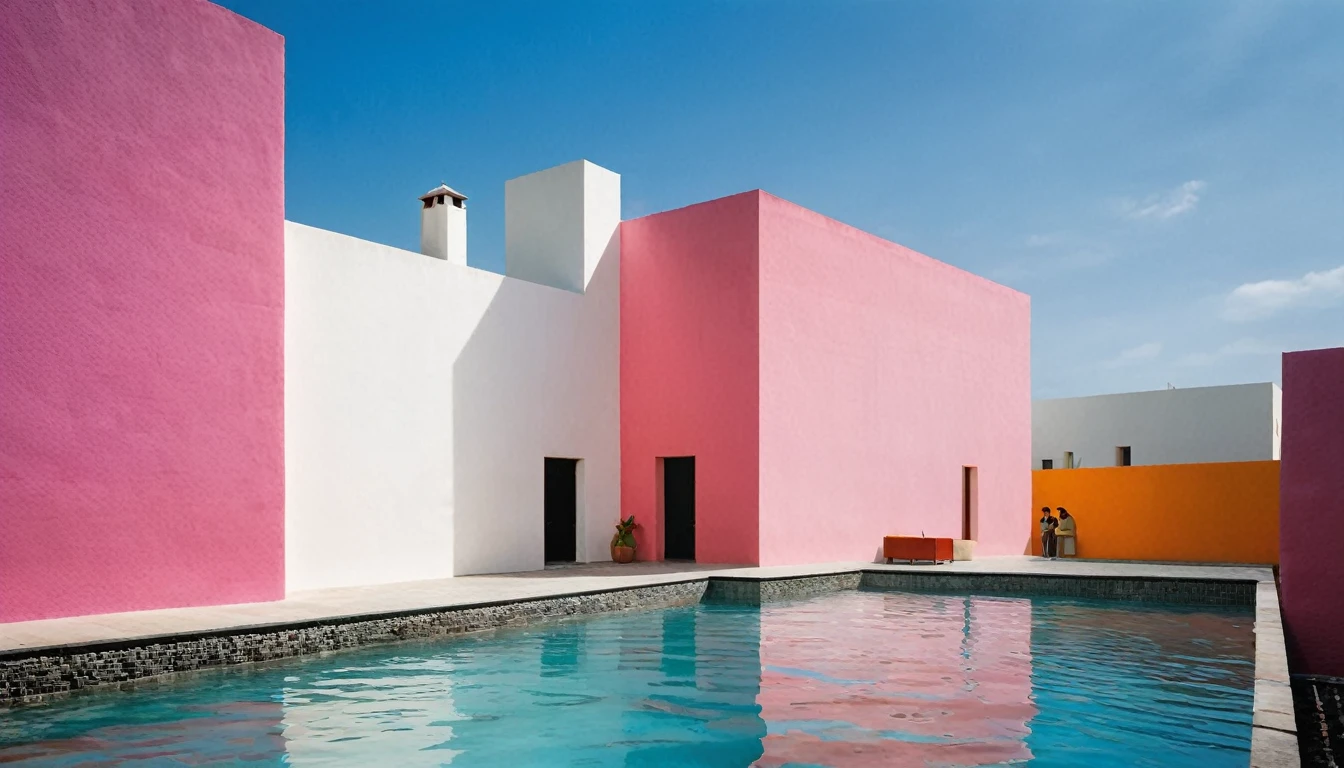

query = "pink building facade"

[1280,346,1344,679]
[0,0,285,622]
[3,0,1029,623]
[622,192,1032,565]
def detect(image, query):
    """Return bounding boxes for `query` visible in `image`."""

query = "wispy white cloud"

[1102,341,1162,369]
[1222,264,1344,321]
[1118,180,1207,220]
[1179,337,1278,367]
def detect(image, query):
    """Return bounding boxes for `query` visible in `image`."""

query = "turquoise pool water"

[0,591,1254,767]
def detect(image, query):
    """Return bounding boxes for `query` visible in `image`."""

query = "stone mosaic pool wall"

[0,570,1264,706]
[703,572,862,604]
[860,571,1256,606]
[0,581,707,704]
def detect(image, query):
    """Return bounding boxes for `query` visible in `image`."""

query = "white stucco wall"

[1032,382,1281,469]
[285,160,620,593]
[505,160,618,293]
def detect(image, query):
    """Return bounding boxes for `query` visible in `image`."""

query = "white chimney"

[419,183,467,265]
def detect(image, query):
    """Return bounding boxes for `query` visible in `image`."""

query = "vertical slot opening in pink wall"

[963,466,979,541]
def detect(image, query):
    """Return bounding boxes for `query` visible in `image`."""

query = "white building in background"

[1032,382,1282,470]
[284,160,620,592]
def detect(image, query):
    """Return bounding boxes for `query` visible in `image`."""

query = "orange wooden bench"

[883,536,953,564]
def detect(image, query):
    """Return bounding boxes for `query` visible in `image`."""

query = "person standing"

[1039,507,1058,559]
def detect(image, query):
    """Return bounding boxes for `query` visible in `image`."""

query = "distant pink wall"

[0,0,285,622]
[758,194,1031,565]
[622,191,1030,567]
[620,193,761,564]
[1280,347,1344,678]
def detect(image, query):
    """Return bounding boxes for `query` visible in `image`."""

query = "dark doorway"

[662,457,695,561]
[962,466,978,541]
[544,458,578,563]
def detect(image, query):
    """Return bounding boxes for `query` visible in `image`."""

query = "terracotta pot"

[611,545,636,564]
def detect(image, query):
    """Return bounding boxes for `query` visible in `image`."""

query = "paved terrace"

[0,556,1270,655]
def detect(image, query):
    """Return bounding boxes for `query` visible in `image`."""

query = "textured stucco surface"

[621,191,1029,565]
[620,193,762,564]
[1280,346,1344,678]
[1031,461,1280,564]
[0,0,285,621]
[757,194,1031,564]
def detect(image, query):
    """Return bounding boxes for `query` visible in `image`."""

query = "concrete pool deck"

[0,556,1296,766]
[0,556,1267,654]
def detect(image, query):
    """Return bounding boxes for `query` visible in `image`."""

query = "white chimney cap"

[419,183,467,202]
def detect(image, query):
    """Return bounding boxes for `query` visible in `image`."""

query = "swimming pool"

[0,590,1254,766]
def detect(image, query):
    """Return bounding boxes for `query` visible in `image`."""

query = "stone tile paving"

[1295,676,1343,768]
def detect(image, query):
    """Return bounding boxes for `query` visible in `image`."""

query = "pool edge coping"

[0,567,1261,660]
[1250,580,1301,768]
[0,564,1263,661]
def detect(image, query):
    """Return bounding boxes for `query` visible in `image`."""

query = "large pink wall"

[1280,346,1344,678]
[758,194,1031,565]
[620,193,761,564]
[622,191,1030,567]
[0,0,285,622]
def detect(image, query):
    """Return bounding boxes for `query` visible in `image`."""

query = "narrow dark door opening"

[544,458,578,563]
[663,457,696,561]
[961,466,977,541]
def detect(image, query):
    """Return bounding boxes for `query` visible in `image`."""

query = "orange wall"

[1030,460,1279,564]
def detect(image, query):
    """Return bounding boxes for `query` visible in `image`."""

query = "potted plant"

[611,515,637,563]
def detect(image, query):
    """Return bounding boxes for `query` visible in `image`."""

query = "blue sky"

[217,0,1342,398]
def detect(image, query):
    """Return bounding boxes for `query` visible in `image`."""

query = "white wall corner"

[505,160,620,293]
[581,161,621,292]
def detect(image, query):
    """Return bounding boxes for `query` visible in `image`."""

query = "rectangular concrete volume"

[620,191,1031,567]
[1280,347,1344,681]
[0,0,286,624]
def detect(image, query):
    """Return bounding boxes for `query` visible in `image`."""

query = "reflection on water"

[0,591,1252,767]
[1027,601,1255,768]
[756,593,1035,767]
